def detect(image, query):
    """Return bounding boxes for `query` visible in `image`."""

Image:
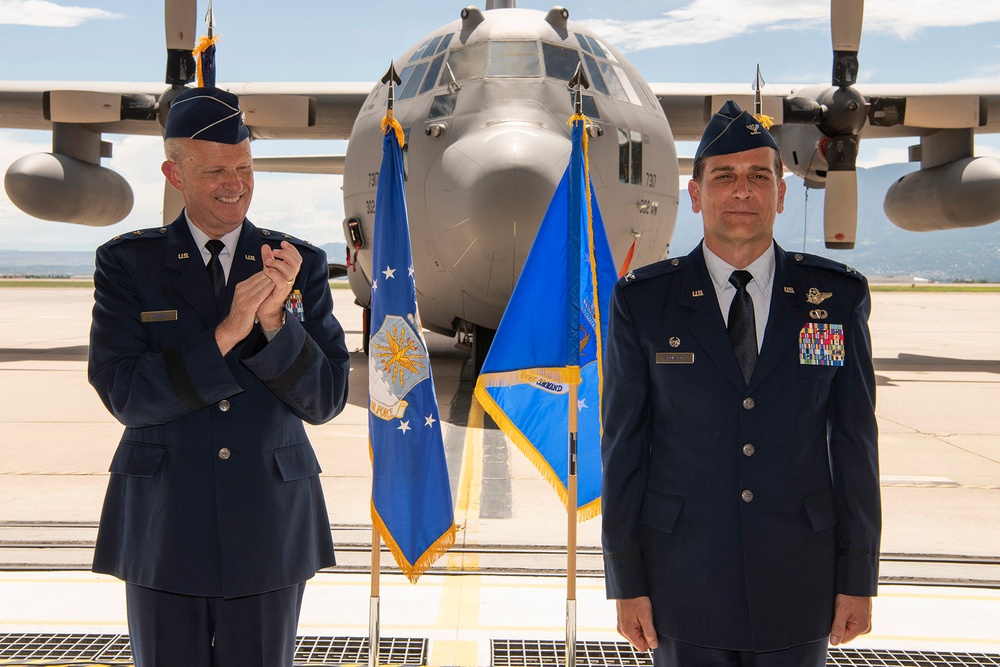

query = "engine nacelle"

[770,123,828,189]
[883,157,1000,232]
[4,152,133,226]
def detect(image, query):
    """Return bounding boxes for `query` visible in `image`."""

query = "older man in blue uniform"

[88,87,351,667]
[601,100,881,666]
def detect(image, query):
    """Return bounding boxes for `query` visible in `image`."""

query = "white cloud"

[0,0,121,27]
[579,0,1000,52]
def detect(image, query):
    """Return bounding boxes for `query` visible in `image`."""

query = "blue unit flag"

[474,115,617,521]
[369,118,455,582]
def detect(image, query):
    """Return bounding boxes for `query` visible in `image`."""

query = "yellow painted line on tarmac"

[449,397,484,572]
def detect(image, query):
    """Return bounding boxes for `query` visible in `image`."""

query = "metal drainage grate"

[0,633,426,666]
[491,640,1000,667]
[829,649,1000,666]
[492,639,652,667]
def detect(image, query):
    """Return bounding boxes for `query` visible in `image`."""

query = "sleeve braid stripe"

[164,346,210,412]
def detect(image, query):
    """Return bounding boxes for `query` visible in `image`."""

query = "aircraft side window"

[488,41,541,78]
[575,33,593,54]
[618,129,643,185]
[630,130,643,185]
[565,92,601,119]
[612,65,644,106]
[583,54,609,96]
[420,55,446,95]
[592,37,619,64]
[446,42,487,83]
[398,65,419,96]
[542,43,581,82]
[435,33,454,54]
[423,36,444,59]
[618,129,629,184]
[399,62,430,100]
[584,35,610,60]
[410,38,434,62]
[428,92,459,120]
[598,60,628,103]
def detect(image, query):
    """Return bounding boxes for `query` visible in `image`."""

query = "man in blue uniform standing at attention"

[601,100,881,666]
[88,87,351,667]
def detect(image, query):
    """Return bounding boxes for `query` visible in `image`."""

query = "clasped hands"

[215,241,301,355]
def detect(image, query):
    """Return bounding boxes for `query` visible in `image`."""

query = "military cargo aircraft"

[2,0,999,362]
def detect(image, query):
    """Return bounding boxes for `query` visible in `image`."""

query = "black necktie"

[728,269,757,384]
[205,239,226,310]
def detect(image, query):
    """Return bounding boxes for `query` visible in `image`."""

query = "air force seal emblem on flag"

[369,314,430,421]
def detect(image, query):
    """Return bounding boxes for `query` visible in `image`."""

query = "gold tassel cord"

[753,113,775,130]
[381,114,406,148]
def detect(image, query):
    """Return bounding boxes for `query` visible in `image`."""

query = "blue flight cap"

[164,86,249,144]
[694,99,778,162]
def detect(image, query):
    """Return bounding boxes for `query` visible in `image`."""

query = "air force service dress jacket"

[88,214,351,599]
[601,241,881,652]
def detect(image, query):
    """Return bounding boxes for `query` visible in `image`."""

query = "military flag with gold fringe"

[474,114,617,521]
[369,116,456,582]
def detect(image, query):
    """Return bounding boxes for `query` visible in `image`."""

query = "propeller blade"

[163,179,184,227]
[831,0,863,87]
[822,133,860,248]
[831,0,863,54]
[823,170,858,249]
[165,0,197,86]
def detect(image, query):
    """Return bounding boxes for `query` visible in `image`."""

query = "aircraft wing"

[650,82,1000,141]
[0,81,372,140]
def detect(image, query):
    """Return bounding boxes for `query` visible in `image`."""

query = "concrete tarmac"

[0,285,998,664]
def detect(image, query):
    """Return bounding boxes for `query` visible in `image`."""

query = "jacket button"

[218,448,231,460]
[743,443,755,457]
[741,489,754,503]
[219,400,230,412]
[742,397,755,410]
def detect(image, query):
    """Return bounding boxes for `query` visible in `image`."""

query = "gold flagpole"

[566,382,579,667]
[369,61,401,667]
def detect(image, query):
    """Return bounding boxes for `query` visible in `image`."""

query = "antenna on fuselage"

[485,0,516,8]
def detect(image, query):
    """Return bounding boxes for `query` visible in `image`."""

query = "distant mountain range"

[3,163,999,282]
[671,162,1000,283]
[0,242,349,279]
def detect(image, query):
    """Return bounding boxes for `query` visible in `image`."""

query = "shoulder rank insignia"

[807,287,832,305]
[625,271,636,282]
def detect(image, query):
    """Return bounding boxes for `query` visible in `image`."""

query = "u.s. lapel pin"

[244,254,256,262]
[784,286,795,294]
[177,252,189,260]
[691,290,704,298]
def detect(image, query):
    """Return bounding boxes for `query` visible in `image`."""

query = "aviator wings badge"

[806,287,833,305]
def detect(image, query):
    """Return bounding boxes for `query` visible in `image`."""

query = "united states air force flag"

[369,117,455,582]
[474,115,617,521]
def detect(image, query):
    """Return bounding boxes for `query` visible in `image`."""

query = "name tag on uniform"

[799,323,845,366]
[656,352,694,364]
[141,310,178,323]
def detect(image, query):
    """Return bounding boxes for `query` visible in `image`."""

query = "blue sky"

[2,0,1000,250]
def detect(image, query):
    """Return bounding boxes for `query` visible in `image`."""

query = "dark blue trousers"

[125,582,306,667]
[652,636,828,667]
